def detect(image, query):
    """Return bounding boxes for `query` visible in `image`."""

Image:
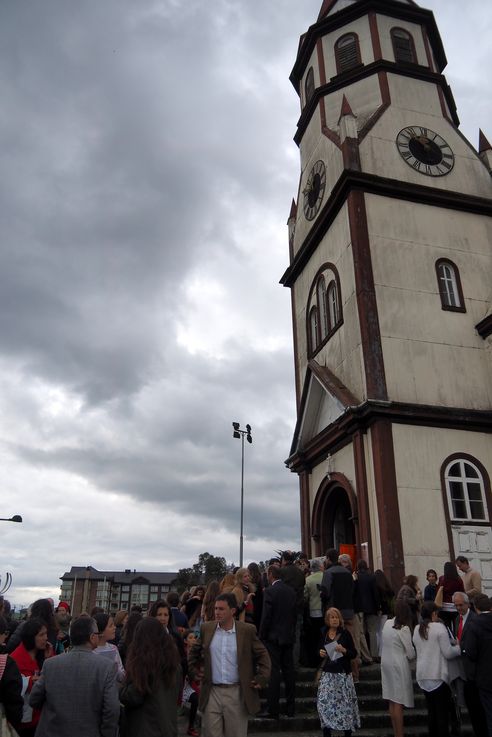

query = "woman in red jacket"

[10,618,53,737]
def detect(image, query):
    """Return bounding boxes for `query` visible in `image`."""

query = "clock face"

[303,160,326,220]
[396,126,454,176]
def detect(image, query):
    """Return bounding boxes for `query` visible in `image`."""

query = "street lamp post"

[232,422,252,567]
[0,515,22,523]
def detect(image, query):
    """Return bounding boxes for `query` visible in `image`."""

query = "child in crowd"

[423,569,438,601]
[182,630,201,737]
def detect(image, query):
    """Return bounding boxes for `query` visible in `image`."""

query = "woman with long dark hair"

[375,569,395,656]
[412,602,461,737]
[381,600,415,737]
[247,562,264,631]
[149,600,187,678]
[396,575,421,630]
[437,562,464,629]
[120,617,181,737]
[7,599,58,654]
[118,611,143,667]
[10,618,53,737]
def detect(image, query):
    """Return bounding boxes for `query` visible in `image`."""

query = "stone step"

[250,708,471,733]
[260,692,426,713]
[248,727,475,737]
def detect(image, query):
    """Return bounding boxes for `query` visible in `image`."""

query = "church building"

[281,0,492,592]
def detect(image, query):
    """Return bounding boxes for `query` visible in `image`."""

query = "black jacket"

[354,571,381,615]
[319,627,356,675]
[259,581,297,645]
[459,609,478,680]
[279,564,305,612]
[0,653,24,725]
[320,565,354,618]
[462,612,492,692]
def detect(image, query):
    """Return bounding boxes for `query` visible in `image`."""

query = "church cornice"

[290,0,446,89]
[280,170,492,288]
[294,60,459,146]
[286,401,492,473]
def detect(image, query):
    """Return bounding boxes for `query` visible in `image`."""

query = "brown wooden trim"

[290,0,446,88]
[321,123,341,147]
[358,70,390,143]
[347,190,387,400]
[422,25,434,71]
[439,453,492,560]
[300,471,312,556]
[316,37,327,86]
[293,60,458,145]
[353,430,373,569]
[368,12,382,61]
[476,314,492,339]
[290,287,302,411]
[370,420,405,590]
[308,360,360,407]
[281,170,492,288]
[286,400,492,473]
[435,258,466,313]
[437,85,452,125]
[311,473,359,556]
[341,133,361,171]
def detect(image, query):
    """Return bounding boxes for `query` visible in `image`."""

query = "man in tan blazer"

[189,592,270,737]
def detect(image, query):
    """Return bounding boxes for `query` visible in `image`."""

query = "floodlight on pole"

[232,422,253,567]
[0,515,22,523]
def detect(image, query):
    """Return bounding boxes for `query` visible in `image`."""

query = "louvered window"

[335,34,360,74]
[391,28,416,64]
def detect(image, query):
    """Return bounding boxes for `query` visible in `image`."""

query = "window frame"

[334,33,362,75]
[304,67,315,106]
[306,263,343,358]
[435,258,466,313]
[442,456,490,524]
[390,27,417,65]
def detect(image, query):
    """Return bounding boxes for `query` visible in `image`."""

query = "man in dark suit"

[30,616,120,737]
[459,593,491,737]
[259,564,297,719]
[188,592,270,737]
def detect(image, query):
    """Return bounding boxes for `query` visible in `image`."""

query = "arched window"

[317,275,328,339]
[305,67,315,105]
[435,259,465,312]
[309,306,319,353]
[327,280,340,331]
[335,33,361,74]
[444,458,489,523]
[306,264,343,357]
[391,28,416,64]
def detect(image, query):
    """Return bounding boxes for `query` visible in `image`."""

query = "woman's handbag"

[434,586,444,608]
[0,655,21,737]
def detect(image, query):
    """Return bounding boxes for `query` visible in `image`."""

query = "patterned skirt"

[317,671,361,731]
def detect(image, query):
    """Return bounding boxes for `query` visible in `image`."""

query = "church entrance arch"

[312,474,357,558]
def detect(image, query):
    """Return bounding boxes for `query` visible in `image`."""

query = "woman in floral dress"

[317,607,360,737]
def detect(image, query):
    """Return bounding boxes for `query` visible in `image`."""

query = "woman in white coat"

[381,600,415,737]
[412,601,461,737]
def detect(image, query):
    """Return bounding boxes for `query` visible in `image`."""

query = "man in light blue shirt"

[189,592,270,737]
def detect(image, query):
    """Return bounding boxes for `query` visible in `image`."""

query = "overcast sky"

[1,0,491,608]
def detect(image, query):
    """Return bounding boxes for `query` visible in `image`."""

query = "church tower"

[281,0,492,590]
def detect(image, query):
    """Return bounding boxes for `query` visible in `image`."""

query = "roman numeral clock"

[396,126,455,176]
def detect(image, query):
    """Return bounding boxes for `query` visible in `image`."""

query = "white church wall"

[365,195,492,408]
[392,424,492,586]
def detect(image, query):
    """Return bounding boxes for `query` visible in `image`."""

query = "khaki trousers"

[202,684,249,737]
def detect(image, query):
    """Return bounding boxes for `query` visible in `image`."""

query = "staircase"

[247,664,474,737]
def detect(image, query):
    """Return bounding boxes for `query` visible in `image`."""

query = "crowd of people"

[0,551,490,737]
